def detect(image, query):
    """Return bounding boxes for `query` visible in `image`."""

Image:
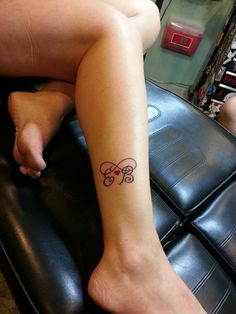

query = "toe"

[14,123,47,173]
[19,166,41,179]
[26,168,42,179]
[23,148,46,172]
[19,165,27,175]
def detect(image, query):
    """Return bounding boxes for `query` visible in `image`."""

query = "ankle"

[103,234,166,275]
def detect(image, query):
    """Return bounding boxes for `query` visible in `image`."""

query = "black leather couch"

[0,78,236,314]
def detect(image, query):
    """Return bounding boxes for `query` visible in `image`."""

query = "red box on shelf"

[161,18,204,56]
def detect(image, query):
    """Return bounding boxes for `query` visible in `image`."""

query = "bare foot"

[88,241,206,314]
[8,91,73,178]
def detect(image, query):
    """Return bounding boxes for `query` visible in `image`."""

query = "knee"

[91,13,141,54]
[144,0,161,39]
[91,1,160,52]
[218,96,236,125]
[130,0,160,51]
[222,97,236,119]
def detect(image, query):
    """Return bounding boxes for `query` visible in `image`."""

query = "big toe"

[14,124,47,176]
[19,166,42,179]
[15,144,46,177]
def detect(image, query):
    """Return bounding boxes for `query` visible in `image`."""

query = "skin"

[1,0,206,313]
[217,96,236,136]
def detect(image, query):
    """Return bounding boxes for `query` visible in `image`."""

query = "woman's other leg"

[7,0,157,178]
[8,80,75,178]
[217,96,236,136]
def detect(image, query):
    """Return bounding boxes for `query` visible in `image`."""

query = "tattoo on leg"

[100,158,137,187]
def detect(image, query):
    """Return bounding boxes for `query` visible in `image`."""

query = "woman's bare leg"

[74,4,205,313]
[0,0,206,312]
[8,80,75,178]
[217,96,236,136]
[7,0,157,178]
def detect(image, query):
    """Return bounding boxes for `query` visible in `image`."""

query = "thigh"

[0,0,121,81]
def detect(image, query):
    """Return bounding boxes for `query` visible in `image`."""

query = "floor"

[0,271,19,314]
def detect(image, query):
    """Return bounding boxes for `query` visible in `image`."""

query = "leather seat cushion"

[146,80,236,216]
[191,181,236,280]
[165,234,236,314]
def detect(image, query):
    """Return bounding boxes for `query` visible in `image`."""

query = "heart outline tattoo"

[100,158,137,187]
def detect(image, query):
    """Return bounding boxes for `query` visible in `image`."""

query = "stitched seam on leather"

[192,262,218,294]
[192,225,236,271]
[211,281,232,314]
[151,192,160,202]
[151,171,236,215]
[149,137,183,153]
[0,240,39,313]
[151,193,180,242]
[160,221,180,243]
[149,139,184,169]
[158,150,189,175]
[152,156,205,190]
[217,226,236,250]
[149,127,182,151]
[169,157,206,189]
